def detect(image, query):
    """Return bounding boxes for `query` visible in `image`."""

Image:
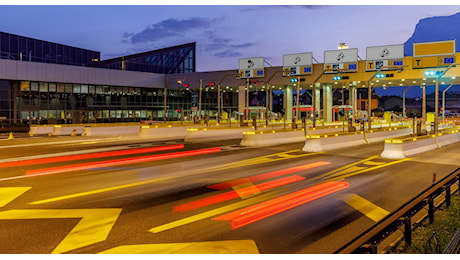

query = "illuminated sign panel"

[366,44,404,71]
[283,52,313,76]
[324,48,358,73]
[412,40,456,69]
[238,57,265,78]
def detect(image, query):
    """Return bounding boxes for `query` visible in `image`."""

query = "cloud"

[125,17,212,44]
[240,5,327,12]
[213,50,243,58]
[201,30,256,58]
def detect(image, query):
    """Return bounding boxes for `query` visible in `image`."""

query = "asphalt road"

[0,135,459,254]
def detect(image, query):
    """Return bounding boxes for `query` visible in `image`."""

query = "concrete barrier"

[380,129,460,159]
[139,126,188,140]
[82,125,140,136]
[52,125,85,136]
[240,129,305,147]
[364,127,413,143]
[302,132,366,152]
[185,127,254,143]
[29,125,54,135]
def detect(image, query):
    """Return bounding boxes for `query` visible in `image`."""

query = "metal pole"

[402,85,413,118]
[246,78,249,120]
[296,77,300,122]
[217,84,221,123]
[312,83,316,127]
[435,79,439,134]
[442,84,454,120]
[404,217,412,247]
[163,87,167,122]
[265,85,269,126]
[422,86,426,123]
[199,79,202,121]
[367,81,372,131]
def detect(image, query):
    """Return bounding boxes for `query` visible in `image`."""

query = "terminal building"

[0,31,459,125]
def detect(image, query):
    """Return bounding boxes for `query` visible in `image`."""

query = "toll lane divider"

[0,144,184,168]
[302,127,413,152]
[25,147,221,177]
[380,128,460,159]
[185,127,255,143]
[212,181,349,229]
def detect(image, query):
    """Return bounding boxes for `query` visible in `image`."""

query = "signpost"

[324,48,358,73]
[282,52,313,76]
[366,44,404,71]
[412,40,456,68]
[239,57,265,120]
[238,57,265,78]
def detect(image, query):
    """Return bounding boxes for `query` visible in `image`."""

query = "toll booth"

[293,105,315,120]
[332,105,353,122]
[245,106,266,119]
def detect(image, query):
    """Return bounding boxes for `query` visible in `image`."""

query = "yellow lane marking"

[0,187,31,207]
[203,150,322,172]
[363,160,385,166]
[318,155,379,178]
[343,194,390,222]
[98,240,259,254]
[327,158,411,181]
[30,177,169,205]
[0,208,122,254]
[149,192,278,233]
[31,151,318,205]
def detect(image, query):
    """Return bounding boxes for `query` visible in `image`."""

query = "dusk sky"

[2,2,460,97]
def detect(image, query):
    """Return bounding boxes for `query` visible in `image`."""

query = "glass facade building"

[91,42,196,74]
[8,80,232,124]
[0,31,100,66]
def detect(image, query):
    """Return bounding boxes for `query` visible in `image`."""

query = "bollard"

[71,129,77,136]
[432,173,436,185]
[253,118,257,131]
[7,132,14,139]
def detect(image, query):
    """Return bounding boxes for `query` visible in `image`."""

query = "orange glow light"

[213,181,349,229]
[25,147,221,177]
[207,161,331,190]
[173,175,306,213]
[0,144,184,168]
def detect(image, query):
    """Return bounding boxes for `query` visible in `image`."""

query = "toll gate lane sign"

[238,57,265,78]
[324,48,358,73]
[366,44,404,71]
[412,40,456,69]
[283,52,313,76]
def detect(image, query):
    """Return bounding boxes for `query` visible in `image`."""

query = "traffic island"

[380,128,460,159]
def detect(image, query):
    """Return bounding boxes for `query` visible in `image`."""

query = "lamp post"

[442,84,454,121]
[402,85,413,118]
[367,65,407,130]
[164,78,184,122]
[433,63,459,134]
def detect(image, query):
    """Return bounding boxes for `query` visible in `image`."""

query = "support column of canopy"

[285,85,293,121]
[322,84,332,122]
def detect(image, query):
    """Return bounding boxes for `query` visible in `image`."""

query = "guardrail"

[334,167,460,254]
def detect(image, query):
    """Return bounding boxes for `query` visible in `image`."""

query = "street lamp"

[367,65,407,130]
[432,63,459,134]
[164,78,184,122]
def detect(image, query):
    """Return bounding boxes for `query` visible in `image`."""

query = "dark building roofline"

[91,42,196,66]
[0,31,100,54]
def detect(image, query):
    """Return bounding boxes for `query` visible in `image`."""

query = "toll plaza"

[165,40,460,135]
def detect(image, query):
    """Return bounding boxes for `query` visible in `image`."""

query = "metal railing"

[335,167,460,254]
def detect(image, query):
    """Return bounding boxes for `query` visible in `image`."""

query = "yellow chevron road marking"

[328,158,411,181]
[343,194,390,222]
[0,187,31,207]
[0,208,122,254]
[98,240,260,254]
